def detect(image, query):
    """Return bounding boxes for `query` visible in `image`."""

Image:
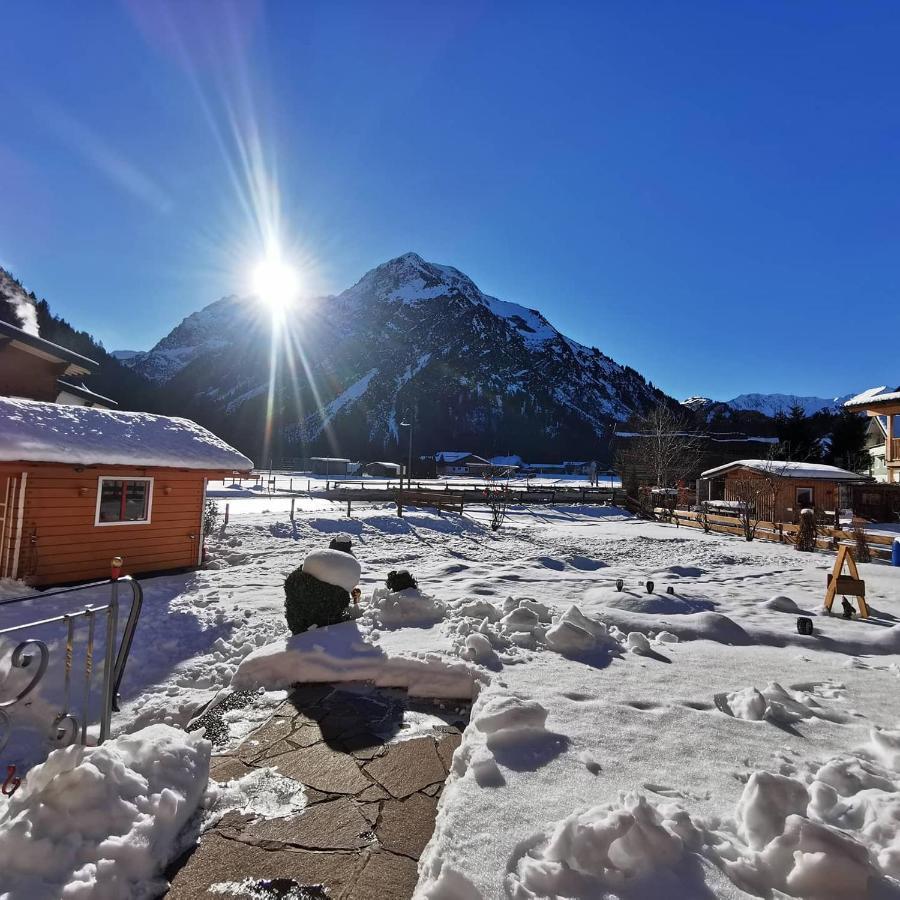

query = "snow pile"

[0,724,210,900]
[716,682,848,726]
[545,605,620,657]
[301,548,361,592]
[368,585,447,628]
[506,726,900,898]
[233,620,479,699]
[0,397,252,470]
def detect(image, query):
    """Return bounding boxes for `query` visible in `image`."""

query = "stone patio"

[167,684,467,899]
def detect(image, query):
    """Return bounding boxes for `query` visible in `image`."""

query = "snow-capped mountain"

[682,392,854,418]
[725,392,854,417]
[122,253,671,461]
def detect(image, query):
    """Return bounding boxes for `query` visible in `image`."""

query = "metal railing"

[0,575,143,755]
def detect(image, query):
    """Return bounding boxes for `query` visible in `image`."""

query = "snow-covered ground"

[2,496,900,898]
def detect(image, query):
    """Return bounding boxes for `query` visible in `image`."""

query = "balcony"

[891,439,900,463]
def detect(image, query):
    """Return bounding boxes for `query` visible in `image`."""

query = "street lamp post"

[400,420,413,489]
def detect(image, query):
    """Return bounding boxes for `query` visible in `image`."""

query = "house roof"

[700,459,865,481]
[845,386,900,410]
[435,452,490,464]
[56,379,118,408]
[0,319,96,374]
[0,397,252,471]
[310,457,351,463]
[490,455,523,467]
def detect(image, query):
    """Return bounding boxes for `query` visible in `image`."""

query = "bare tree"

[483,474,511,531]
[620,404,705,490]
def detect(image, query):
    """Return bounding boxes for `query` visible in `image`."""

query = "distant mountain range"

[682,392,854,418]
[118,253,671,461]
[0,256,866,466]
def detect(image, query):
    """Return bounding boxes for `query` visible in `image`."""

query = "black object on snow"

[645,580,655,594]
[797,616,814,636]
[615,578,624,591]
[386,569,418,592]
[284,568,351,634]
[329,535,353,554]
[666,586,675,595]
[841,598,855,619]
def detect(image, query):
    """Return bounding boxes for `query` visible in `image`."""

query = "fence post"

[307,479,310,493]
[290,497,295,521]
[347,498,351,518]
[289,478,293,493]
[224,503,230,526]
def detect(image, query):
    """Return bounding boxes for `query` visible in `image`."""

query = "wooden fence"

[653,507,896,560]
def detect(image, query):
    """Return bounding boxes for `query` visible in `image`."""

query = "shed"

[364,461,402,477]
[0,397,252,586]
[698,459,867,524]
[310,457,351,476]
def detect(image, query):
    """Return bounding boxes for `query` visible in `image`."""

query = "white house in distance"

[845,387,900,485]
[434,452,491,477]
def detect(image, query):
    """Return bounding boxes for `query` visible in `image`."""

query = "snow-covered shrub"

[328,533,354,554]
[203,498,220,535]
[284,568,351,635]
[796,508,816,553]
[386,569,417,591]
[853,523,871,563]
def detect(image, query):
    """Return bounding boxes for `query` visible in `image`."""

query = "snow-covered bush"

[796,508,816,553]
[284,568,351,635]
[203,498,219,535]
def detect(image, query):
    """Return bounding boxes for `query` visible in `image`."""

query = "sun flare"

[251,253,300,312]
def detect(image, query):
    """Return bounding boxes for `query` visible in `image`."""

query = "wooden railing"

[891,439,900,463]
[653,507,896,559]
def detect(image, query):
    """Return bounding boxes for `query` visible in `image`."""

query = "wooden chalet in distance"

[698,459,899,524]
[0,323,251,586]
[0,318,116,408]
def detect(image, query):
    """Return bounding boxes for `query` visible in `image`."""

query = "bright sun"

[251,253,300,312]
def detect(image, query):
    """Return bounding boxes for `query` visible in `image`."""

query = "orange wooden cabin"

[0,397,252,586]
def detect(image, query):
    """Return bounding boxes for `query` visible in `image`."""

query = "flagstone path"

[167,684,467,899]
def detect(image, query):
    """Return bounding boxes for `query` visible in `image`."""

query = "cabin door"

[0,473,26,579]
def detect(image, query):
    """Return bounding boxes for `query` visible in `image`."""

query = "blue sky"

[1,2,897,401]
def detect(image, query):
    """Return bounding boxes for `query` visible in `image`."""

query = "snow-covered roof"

[435,451,490,464]
[490,455,523,467]
[845,386,900,409]
[0,397,252,471]
[310,457,351,463]
[700,459,865,481]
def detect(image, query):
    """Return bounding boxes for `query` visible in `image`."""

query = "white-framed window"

[95,477,153,526]
[796,486,814,508]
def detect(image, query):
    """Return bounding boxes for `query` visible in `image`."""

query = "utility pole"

[400,420,413,489]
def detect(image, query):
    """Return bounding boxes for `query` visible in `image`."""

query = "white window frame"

[94,476,154,527]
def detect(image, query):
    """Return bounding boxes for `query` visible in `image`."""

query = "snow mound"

[764,595,802,613]
[0,724,210,900]
[234,620,478,700]
[475,694,548,736]
[626,631,652,655]
[507,729,900,899]
[545,605,621,658]
[716,682,847,725]
[450,597,503,622]
[369,586,446,628]
[302,548,361,592]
